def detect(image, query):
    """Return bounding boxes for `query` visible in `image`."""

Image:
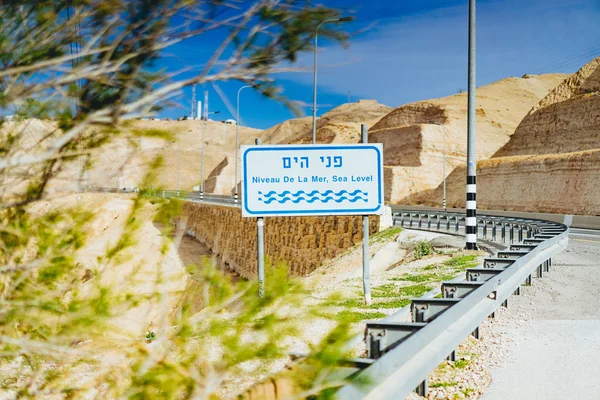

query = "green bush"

[414,240,433,259]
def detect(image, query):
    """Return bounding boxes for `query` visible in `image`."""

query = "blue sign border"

[242,145,383,216]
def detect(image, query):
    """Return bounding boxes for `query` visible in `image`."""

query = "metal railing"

[154,190,240,206]
[335,210,569,399]
[84,187,242,207]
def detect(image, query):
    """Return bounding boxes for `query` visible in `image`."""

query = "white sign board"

[241,144,384,217]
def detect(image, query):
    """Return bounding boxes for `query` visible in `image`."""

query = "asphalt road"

[482,229,600,400]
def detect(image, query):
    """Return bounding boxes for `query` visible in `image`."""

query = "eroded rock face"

[204,156,231,194]
[371,74,568,203]
[408,150,600,215]
[496,57,600,157]
[409,58,600,215]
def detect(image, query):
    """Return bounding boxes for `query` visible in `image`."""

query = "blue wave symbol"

[258,189,369,204]
[262,196,368,204]
[260,189,367,198]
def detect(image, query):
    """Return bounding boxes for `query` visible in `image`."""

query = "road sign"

[241,144,384,217]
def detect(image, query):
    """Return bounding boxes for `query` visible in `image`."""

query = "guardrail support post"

[537,264,543,278]
[526,274,532,286]
[518,226,523,242]
[472,326,480,339]
[415,379,428,397]
[447,350,457,361]
[502,298,509,308]
[514,286,521,295]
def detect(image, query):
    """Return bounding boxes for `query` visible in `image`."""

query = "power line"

[537,45,600,74]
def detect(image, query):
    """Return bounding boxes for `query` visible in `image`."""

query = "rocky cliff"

[410,58,600,215]
[371,73,569,203]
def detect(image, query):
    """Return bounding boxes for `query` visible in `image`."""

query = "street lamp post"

[177,139,181,196]
[312,16,353,144]
[236,85,251,203]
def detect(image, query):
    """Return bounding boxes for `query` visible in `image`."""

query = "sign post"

[242,141,383,301]
[361,124,372,305]
[255,138,265,298]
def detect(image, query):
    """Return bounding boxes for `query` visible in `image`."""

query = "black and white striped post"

[466,0,478,250]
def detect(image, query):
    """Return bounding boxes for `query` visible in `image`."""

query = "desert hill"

[206,99,392,193]
[206,74,565,199]
[367,73,569,203]
[409,57,600,215]
[51,119,262,193]
[261,99,392,145]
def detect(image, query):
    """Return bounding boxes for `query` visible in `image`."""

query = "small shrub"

[413,240,433,259]
[453,358,470,369]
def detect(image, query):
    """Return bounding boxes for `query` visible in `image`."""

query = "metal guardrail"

[151,189,241,207]
[335,210,569,399]
[84,187,242,207]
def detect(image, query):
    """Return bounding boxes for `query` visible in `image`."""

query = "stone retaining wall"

[181,202,379,278]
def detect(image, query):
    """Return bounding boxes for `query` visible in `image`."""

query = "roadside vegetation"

[0,1,359,398]
[335,253,481,322]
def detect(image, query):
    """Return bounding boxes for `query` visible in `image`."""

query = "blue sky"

[157,0,600,129]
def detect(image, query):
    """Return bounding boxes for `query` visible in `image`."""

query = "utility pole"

[465,0,478,250]
[200,91,208,198]
[177,139,181,195]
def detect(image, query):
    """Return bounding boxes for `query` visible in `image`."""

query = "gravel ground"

[404,232,600,400]
[482,234,600,400]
